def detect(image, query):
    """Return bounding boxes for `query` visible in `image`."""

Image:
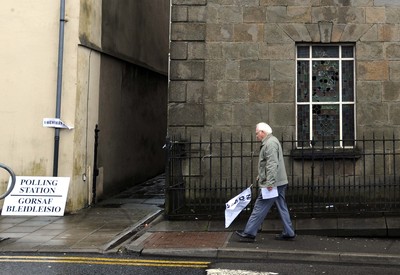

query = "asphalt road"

[1,253,399,275]
[0,253,207,275]
[208,259,400,275]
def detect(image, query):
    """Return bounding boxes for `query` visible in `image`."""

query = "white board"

[1,176,70,216]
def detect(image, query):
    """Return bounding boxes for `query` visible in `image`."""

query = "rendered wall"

[101,0,169,75]
[0,1,84,211]
[97,56,167,197]
[0,0,169,212]
[80,0,169,199]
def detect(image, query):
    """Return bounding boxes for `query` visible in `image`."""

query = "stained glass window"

[297,46,309,58]
[312,46,339,58]
[342,61,354,101]
[342,104,355,146]
[297,61,310,102]
[297,105,310,145]
[312,60,339,102]
[296,45,355,148]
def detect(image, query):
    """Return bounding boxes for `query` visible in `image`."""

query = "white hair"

[256,122,273,134]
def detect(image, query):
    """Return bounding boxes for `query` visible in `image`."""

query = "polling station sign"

[1,176,70,216]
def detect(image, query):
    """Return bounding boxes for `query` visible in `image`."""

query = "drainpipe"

[167,0,172,138]
[53,0,66,176]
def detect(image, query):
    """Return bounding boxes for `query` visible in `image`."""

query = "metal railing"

[0,163,16,200]
[165,134,400,219]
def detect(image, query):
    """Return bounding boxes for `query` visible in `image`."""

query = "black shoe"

[235,230,256,240]
[275,233,296,241]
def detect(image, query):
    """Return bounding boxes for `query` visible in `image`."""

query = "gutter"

[53,0,66,176]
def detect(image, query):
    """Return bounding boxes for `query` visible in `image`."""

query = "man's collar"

[261,134,272,144]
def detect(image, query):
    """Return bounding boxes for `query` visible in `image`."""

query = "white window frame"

[295,44,356,148]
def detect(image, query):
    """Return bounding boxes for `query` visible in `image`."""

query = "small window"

[296,45,355,148]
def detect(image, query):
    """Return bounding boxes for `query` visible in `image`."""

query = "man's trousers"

[243,184,295,237]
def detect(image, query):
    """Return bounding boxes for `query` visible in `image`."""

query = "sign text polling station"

[1,176,70,216]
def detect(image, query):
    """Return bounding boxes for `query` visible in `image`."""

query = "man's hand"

[267,186,273,191]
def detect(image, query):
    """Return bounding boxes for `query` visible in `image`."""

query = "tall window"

[296,45,355,148]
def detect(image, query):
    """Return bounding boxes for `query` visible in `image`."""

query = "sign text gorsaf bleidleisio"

[1,176,70,216]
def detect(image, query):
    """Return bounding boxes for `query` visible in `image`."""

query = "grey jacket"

[258,134,288,188]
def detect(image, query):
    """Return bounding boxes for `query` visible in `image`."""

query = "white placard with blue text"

[1,176,70,216]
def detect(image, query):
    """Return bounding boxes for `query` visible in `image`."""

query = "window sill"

[290,148,362,160]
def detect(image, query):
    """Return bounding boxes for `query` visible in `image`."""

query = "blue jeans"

[244,184,295,237]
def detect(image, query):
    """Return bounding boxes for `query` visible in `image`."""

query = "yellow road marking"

[0,256,210,268]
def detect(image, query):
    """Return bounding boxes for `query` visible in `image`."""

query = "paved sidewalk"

[1,173,400,267]
[125,217,400,266]
[0,175,165,253]
[0,203,161,253]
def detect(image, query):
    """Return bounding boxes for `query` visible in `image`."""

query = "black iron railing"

[165,134,400,219]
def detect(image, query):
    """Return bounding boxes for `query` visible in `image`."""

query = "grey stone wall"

[169,0,400,139]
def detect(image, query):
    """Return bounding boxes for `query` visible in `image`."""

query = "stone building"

[169,0,400,137]
[166,0,400,216]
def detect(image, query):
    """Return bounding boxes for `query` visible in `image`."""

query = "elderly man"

[235,122,295,241]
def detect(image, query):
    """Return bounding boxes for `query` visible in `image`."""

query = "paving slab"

[148,220,210,232]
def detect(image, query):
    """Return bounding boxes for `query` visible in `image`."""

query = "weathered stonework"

[240,60,271,80]
[243,7,267,23]
[170,42,188,60]
[222,43,259,59]
[383,81,400,101]
[233,24,264,42]
[269,103,295,127]
[270,60,295,81]
[169,103,204,126]
[248,81,273,103]
[273,81,295,103]
[358,61,389,81]
[357,81,382,102]
[233,103,269,126]
[318,21,333,42]
[389,61,400,80]
[168,0,400,137]
[260,44,295,60]
[188,6,207,22]
[169,81,187,102]
[171,23,206,41]
[389,104,400,125]
[366,7,386,24]
[167,0,400,218]
[356,42,384,60]
[188,42,206,59]
[172,5,188,22]
[357,103,389,126]
[170,60,205,80]
[386,43,400,58]
[187,81,204,103]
